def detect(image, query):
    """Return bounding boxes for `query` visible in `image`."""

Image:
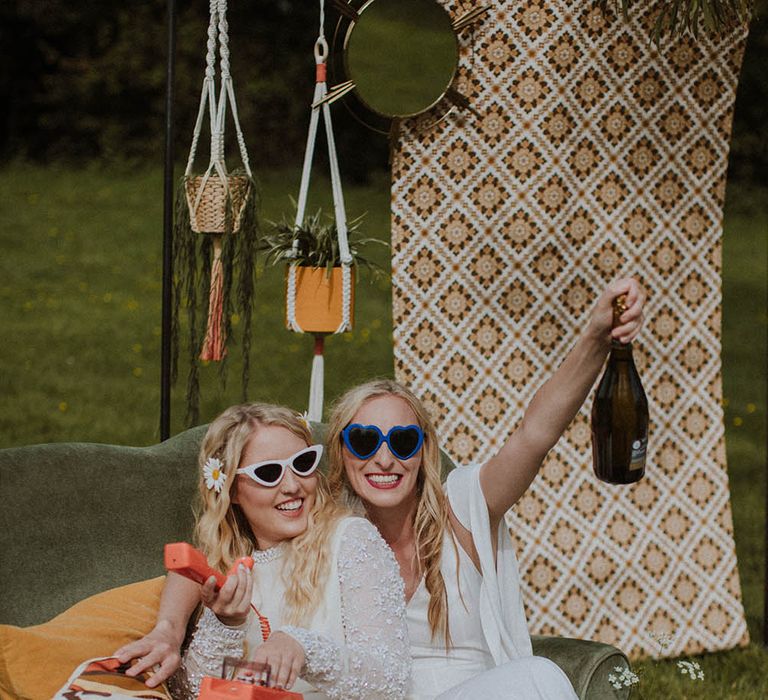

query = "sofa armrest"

[531,635,631,700]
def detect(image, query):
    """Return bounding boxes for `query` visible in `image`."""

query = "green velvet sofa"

[0,427,631,699]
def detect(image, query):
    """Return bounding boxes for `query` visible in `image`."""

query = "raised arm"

[479,277,645,528]
[278,518,410,700]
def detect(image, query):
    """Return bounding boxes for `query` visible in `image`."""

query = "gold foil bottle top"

[612,294,628,329]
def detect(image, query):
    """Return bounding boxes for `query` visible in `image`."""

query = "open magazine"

[54,656,302,700]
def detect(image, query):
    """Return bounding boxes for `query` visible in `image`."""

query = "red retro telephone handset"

[164,542,254,588]
[164,542,270,641]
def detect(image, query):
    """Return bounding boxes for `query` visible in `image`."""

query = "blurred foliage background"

[2,1,765,181]
[0,0,387,181]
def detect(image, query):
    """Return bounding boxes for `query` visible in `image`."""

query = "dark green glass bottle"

[591,296,649,484]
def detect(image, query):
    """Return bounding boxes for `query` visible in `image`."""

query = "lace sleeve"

[169,608,247,700]
[281,518,410,699]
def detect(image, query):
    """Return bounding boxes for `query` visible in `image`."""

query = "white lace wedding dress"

[171,516,410,700]
[406,463,578,700]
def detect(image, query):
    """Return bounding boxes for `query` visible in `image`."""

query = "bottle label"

[630,437,647,471]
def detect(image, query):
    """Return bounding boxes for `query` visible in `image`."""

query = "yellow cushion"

[0,577,165,700]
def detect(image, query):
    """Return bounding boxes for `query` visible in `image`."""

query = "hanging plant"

[171,0,260,426]
[597,0,752,41]
[260,207,386,335]
[261,206,385,276]
[268,4,391,422]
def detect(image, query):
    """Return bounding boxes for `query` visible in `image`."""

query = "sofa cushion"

[0,577,166,700]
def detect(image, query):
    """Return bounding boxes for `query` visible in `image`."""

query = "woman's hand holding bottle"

[587,277,646,345]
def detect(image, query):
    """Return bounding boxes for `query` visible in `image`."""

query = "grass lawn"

[0,164,395,445]
[0,164,765,696]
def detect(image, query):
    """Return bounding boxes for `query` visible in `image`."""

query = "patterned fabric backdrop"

[391,0,750,657]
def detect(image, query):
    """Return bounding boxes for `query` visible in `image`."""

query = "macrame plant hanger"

[287,0,354,422]
[173,0,259,425]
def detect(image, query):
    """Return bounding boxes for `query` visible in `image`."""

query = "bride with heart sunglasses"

[119,403,409,700]
[326,278,645,699]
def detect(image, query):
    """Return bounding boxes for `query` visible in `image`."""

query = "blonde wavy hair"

[326,379,453,644]
[194,403,346,625]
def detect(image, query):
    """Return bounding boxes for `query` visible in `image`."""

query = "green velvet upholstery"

[531,636,630,699]
[0,427,206,628]
[0,426,630,699]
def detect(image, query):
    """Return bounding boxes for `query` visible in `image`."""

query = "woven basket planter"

[286,265,355,333]
[185,175,250,234]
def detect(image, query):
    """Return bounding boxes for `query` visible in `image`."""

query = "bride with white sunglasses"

[145,403,409,699]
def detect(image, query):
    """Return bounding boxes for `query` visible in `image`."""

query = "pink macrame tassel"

[200,240,226,362]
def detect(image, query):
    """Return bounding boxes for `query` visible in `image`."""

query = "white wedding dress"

[406,463,578,700]
[171,516,410,700]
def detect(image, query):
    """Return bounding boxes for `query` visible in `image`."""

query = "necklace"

[251,542,286,565]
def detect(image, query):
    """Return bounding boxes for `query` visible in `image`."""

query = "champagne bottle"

[591,294,649,484]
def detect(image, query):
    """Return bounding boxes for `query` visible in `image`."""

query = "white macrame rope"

[228,79,253,177]
[184,0,252,192]
[308,351,324,422]
[288,0,352,332]
[293,78,324,241]
[217,0,231,80]
[213,0,230,166]
[323,100,352,266]
[292,0,327,237]
[184,0,219,178]
[335,263,352,333]
[213,0,251,177]
[286,265,302,332]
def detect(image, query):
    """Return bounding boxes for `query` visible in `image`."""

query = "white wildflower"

[649,630,675,650]
[608,665,639,690]
[677,660,704,681]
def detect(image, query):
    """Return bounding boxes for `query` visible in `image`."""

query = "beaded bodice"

[172,516,410,700]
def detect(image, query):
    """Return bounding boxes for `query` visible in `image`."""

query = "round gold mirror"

[331,0,462,133]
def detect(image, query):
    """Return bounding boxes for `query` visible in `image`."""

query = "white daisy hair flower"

[203,456,227,493]
[299,411,313,432]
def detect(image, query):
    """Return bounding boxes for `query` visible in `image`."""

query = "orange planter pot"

[286,265,355,333]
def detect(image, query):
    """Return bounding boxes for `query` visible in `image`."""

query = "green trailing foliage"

[597,0,753,41]
[171,170,260,426]
[260,204,389,279]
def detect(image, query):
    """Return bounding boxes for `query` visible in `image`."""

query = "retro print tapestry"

[391,0,750,657]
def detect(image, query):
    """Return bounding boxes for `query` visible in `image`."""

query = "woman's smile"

[275,497,305,515]
[364,472,404,489]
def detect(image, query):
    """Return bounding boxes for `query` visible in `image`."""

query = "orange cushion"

[0,577,165,700]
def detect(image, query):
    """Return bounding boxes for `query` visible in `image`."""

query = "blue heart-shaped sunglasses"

[341,424,424,461]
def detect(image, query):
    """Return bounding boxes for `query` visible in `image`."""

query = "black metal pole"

[160,0,177,441]
[761,226,768,646]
